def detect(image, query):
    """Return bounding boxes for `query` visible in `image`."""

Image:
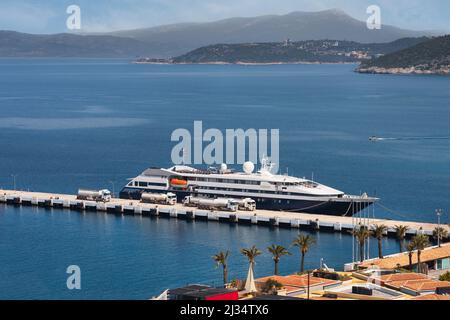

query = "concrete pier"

[1,189,448,238]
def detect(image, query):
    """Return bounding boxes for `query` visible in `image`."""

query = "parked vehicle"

[141,192,177,205]
[183,196,238,212]
[237,198,256,211]
[77,189,111,202]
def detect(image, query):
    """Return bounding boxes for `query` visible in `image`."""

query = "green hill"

[166,38,427,64]
[0,31,152,57]
[357,35,450,74]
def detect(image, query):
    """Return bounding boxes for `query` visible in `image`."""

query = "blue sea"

[0,59,449,299]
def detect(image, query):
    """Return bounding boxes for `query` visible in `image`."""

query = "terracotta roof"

[379,273,428,284]
[378,274,450,293]
[256,274,339,289]
[412,294,450,300]
[360,243,450,269]
[403,280,450,292]
[371,272,450,293]
[386,279,430,290]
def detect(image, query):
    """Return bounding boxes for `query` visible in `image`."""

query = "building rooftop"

[324,283,405,300]
[248,295,304,300]
[248,271,450,300]
[379,273,429,284]
[412,294,450,300]
[402,280,450,292]
[360,243,450,269]
[371,272,450,295]
[256,274,340,289]
[168,284,238,300]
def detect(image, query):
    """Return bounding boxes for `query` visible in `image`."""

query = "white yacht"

[119,158,376,216]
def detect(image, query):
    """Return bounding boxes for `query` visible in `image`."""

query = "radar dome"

[243,161,254,174]
[220,163,228,171]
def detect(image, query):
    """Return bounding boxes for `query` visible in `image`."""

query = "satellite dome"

[243,161,254,174]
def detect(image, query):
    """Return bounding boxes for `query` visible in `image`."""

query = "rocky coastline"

[356,66,450,75]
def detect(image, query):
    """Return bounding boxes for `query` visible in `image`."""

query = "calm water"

[0,59,449,299]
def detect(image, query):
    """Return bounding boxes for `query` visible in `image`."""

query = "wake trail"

[371,136,450,141]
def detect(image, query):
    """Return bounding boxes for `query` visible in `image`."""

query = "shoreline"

[356,66,450,75]
[133,60,357,66]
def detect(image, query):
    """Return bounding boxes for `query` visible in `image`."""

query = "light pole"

[109,181,116,198]
[307,270,311,300]
[436,209,442,247]
[11,174,18,190]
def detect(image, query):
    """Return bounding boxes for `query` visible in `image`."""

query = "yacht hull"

[119,187,373,216]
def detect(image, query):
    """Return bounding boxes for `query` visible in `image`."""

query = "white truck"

[182,196,238,212]
[141,192,177,205]
[77,189,111,202]
[237,198,256,211]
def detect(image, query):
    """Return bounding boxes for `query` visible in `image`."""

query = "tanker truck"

[77,189,111,202]
[140,192,177,205]
[182,196,238,212]
[182,196,201,207]
[237,198,256,211]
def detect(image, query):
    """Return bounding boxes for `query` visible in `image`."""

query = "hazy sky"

[1,0,449,33]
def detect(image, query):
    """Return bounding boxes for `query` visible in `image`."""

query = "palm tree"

[395,225,409,252]
[267,244,291,275]
[240,245,262,271]
[432,227,448,247]
[406,241,415,271]
[372,224,388,259]
[292,234,316,273]
[351,226,371,262]
[212,250,230,286]
[411,234,430,273]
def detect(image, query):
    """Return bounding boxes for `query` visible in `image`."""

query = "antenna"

[260,154,266,171]
[260,155,275,175]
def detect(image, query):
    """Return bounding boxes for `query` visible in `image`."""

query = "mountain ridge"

[109,9,433,57]
[0,10,437,58]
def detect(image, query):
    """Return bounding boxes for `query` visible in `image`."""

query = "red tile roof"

[379,273,428,285]
[360,243,450,269]
[377,272,450,293]
[403,280,450,292]
[256,274,339,289]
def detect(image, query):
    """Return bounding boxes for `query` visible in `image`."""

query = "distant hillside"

[0,10,437,58]
[137,38,427,64]
[0,31,151,57]
[110,9,433,57]
[357,35,450,74]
